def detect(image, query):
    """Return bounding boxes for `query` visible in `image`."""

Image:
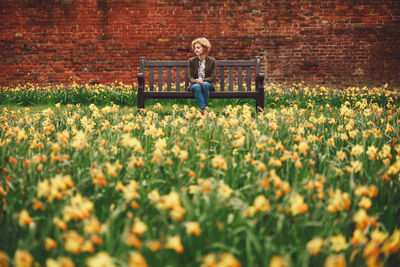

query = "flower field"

[0,83,400,266]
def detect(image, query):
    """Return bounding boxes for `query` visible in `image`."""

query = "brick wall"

[1,0,400,87]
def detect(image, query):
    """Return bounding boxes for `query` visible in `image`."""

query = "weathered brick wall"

[1,0,400,87]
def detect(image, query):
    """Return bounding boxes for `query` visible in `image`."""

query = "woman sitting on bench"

[188,37,217,115]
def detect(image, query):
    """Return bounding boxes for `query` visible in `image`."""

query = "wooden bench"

[137,56,265,112]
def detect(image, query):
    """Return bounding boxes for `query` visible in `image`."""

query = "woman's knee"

[202,82,213,90]
[190,84,201,92]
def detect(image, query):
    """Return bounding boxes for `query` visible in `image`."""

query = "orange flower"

[146,240,162,252]
[8,156,17,165]
[62,230,84,254]
[269,255,288,267]
[19,209,33,227]
[353,209,377,230]
[330,234,348,252]
[306,237,325,255]
[53,217,68,231]
[350,229,368,246]
[327,189,351,213]
[14,250,33,267]
[288,193,308,216]
[32,199,45,210]
[253,195,271,213]
[165,235,184,254]
[381,229,400,256]
[123,232,142,249]
[358,197,372,210]
[129,252,148,267]
[324,254,346,267]
[86,251,115,267]
[0,250,10,267]
[44,237,57,250]
[132,218,148,236]
[184,221,202,236]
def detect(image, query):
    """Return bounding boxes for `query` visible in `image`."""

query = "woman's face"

[194,43,205,56]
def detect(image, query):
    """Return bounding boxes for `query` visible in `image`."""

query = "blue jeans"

[190,82,213,110]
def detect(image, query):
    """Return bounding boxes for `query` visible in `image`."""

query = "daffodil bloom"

[19,209,33,227]
[146,240,162,252]
[62,230,84,254]
[0,250,10,267]
[330,234,348,252]
[253,195,271,213]
[350,229,368,246]
[129,252,148,267]
[268,255,288,267]
[165,235,184,254]
[211,155,228,170]
[14,250,33,267]
[44,237,57,250]
[358,197,372,210]
[306,237,325,255]
[86,251,115,267]
[132,218,148,236]
[381,229,400,256]
[289,193,308,216]
[324,254,346,267]
[185,221,202,236]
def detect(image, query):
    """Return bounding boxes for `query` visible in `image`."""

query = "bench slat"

[146,61,187,67]
[238,67,242,91]
[246,67,251,92]
[176,66,181,91]
[142,91,260,98]
[219,67,224,91]
[167,67,172,91]
[217,60,256,67]
[145,60,255,67]
[158,68,163,92]
[149,67,154,91]
[229,67,233,91]
[185,67,189,91]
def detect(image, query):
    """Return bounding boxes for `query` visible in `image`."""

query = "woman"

[188,38,216,115]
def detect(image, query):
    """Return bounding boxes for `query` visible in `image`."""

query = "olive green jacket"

[188,56,217,90]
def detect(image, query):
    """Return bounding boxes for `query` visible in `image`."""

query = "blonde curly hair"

[191,38,211,54]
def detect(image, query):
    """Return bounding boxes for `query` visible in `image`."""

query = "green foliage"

[0,83,399,266]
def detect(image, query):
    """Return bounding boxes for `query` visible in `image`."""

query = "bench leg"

[138,94,145,109]
[256,95,264,112]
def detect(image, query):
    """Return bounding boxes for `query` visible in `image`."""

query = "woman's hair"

[191,38,211,54]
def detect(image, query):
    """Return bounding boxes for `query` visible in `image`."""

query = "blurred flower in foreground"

[46,257,75,267]
[288,193,308,216]
[184,221,202,236]
[330,234,348,252]
[165,235,183,254]
[129,252,148,267]
[0,250,10,267]
[14,250,33,267]
[324,254,346,267]
[268,255,288,267]
[306,237,325,255]
[211,155,228,171]
[86,251,115,267]
[201,252,241,267]
[19,209,33,227]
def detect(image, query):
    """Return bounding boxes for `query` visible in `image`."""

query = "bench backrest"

[139,57,261,92]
